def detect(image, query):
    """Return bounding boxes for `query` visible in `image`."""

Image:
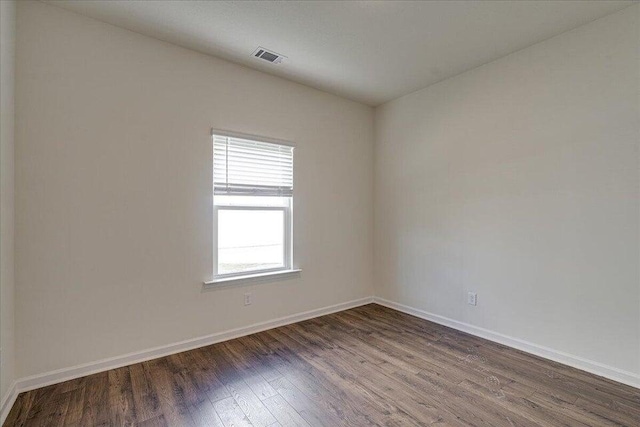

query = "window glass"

[217,209,285,275]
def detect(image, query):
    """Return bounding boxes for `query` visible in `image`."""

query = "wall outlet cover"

[468,292,477,306]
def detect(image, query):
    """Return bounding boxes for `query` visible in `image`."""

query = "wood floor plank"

[136,414,168,427]
[284,320,434,426]
[214,396,254,427]
[4,303,639,426]
[271,324,436,425]
[220,341,279,400]
[129,361,163,423]
[527,392,623,427]
[573,396,640,426]
[3,391,35,426]
[235,334,354,427]
[267,376,329,427]
[261,394,311,427]
[108,366,137,425]
[61,385,86,426]
[266,328,394,424]
[144,358,196,427]
[231,336,283,383]
[188,399,225,427]
[460,379,593,426]
[31,392,70,427]
[189,346,233,403]
[204,345,277,426]
[314,315,425,374]
[78,371,110,426]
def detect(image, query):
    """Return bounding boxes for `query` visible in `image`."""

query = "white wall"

[375,4,640,377]
[0,0,16,404]
[15,1,373,379]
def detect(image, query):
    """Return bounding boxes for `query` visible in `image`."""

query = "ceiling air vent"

[252,47,286,64]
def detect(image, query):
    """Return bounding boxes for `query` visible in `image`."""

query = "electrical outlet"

[467,292,477,306]
[244,293,252,306]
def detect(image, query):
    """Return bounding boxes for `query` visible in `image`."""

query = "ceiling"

[46,0,634,106]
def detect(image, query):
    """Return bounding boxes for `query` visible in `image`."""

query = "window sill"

[203,269,302,288]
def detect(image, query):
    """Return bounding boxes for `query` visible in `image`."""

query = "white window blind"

[213,134,294,197]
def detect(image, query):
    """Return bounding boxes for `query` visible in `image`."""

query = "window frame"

[213,202,293,280]
[209,129,296,284]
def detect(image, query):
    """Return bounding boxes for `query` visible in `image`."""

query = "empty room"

[0,0,639,425]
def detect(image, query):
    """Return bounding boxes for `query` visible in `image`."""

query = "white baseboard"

[0,381,18,426]
[1,296,374,424]
[373,297,640,389]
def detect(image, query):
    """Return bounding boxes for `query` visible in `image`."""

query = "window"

[211,131,295,281]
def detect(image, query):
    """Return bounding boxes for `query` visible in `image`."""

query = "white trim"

[212,204,293,280]
[204,269,302,287]
[212,195,294,281]
[210,128,296,148]
[0,381,18,425]
[373,297,640,389]
[1,296,373,424]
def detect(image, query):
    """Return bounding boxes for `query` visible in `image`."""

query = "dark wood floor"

[4,304,640,426]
